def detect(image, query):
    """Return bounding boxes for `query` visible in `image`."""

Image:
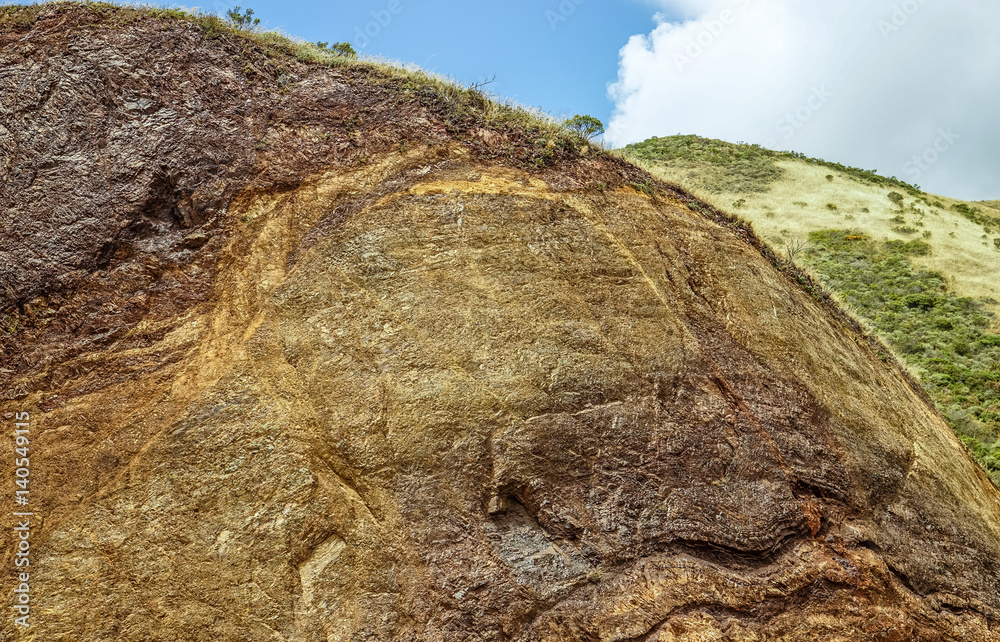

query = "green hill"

[621,135,1000,485]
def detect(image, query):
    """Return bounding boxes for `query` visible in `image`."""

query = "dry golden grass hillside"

[622,137,1000,324]
[623,135,1000,486]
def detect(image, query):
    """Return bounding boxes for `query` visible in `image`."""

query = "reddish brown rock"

[1,5,999,641]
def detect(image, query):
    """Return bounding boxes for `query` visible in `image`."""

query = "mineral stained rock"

[2,5,999,641]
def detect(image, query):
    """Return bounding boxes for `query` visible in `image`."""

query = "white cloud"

[607,0,1000,199]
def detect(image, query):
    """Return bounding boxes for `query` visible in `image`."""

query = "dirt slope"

[2,5,1000,641]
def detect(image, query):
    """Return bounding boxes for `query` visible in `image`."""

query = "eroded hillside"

[624,135,1000,488]
[2,5,1000,641]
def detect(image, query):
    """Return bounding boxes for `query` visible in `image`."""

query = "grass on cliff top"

[0,1,589,155]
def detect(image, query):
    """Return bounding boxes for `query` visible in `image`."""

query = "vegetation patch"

[804,231,1000,485]
[622,135,785,194]
[562,114,604,141]
[624,135,923,196]
[788,152,922,196]
[952,203,1000,232]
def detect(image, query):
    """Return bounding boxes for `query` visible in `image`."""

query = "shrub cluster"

[805,231,1000,485]
[622,135,784,193]
[787,153,922,196]
[952,203,1000,232]
[623,135,923,196]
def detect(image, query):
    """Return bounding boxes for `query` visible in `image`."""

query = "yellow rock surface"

[1,6,999,640]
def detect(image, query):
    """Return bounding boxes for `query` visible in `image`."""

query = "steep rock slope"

[621,135,1000,486]
[2,6,1000,641]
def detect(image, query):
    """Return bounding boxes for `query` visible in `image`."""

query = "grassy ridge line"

[0,1,588,153]
[622,134,923,196]
[620,137,1000,318]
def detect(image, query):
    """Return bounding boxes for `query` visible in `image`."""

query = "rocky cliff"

[2,5,1000,641]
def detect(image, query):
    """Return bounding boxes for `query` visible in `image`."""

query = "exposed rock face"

[2,6,1000,641]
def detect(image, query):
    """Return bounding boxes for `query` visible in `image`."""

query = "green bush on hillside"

[563,115,604,141]
[225,6,259,30]
[316,41,357,58]
[804,231,1000,485]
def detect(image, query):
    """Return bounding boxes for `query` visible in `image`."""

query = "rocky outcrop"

[2,5,999,640]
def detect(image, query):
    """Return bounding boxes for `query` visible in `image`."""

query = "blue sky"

[27,0,993,199]
[222,0,661,129]
[205,0,998,200]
